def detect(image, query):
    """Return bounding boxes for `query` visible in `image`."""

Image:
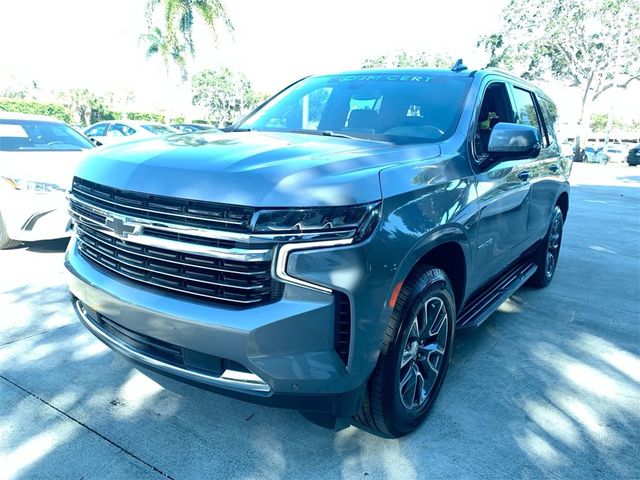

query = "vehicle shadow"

[22,238,70,253]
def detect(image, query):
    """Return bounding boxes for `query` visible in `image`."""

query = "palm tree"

[140,26,187,80]
[145,0,232,57]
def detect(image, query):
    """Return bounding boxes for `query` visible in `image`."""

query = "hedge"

[0,99,73,124]
[0,99,171,126]
[126,112,165,123]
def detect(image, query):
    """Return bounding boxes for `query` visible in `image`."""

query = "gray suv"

[66,65,569,437]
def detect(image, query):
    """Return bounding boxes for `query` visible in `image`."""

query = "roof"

[0,111,65,123]
[327,67,473,78]
[312,67,554,103]
[89,120,166,126]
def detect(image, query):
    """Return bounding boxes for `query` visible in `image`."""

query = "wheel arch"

[556,191,569,220]
[389,226,470,314]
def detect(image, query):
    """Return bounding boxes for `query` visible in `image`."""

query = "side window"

[512,87,548,147]
[539,98,558,146]
[85,123,107,137]
[108,123,136,137]
[474,82,514,157]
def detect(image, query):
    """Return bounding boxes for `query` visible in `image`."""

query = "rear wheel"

[0,213,21,250]
[353,267,455,438]
[528,205,563,288]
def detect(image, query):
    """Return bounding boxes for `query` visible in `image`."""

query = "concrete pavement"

[0,163,638,479]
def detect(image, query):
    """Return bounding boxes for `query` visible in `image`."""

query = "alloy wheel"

[398,296,449,411]
[545,216,562,280]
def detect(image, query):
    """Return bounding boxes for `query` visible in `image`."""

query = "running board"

[457,261,537,329]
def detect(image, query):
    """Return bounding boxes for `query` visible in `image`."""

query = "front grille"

[72,177,255,232]
[70,178,282,307]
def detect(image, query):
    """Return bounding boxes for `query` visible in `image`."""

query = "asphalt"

[0,162,638,480]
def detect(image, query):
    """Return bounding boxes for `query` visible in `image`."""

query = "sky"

[1,0,638,126]
[0,1,505,101]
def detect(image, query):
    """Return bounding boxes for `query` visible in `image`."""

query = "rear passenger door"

[510,85,562,243]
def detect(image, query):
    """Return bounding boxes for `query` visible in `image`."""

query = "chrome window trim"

[75,301,272,394]
[274,238,353,294]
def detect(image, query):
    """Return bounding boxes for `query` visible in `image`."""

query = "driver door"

[472,81,533,289]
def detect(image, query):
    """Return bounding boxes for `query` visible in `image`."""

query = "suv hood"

[74,131,440,207]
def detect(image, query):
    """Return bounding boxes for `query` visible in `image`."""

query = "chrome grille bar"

[68,205,271,263]
[76,226,269,291]
[74,224,268,277]
[72,178,252,229]
[75,187,247,225]
[77,241,270,305]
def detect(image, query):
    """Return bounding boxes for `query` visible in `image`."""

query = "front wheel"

[353,267,455,438]
[528,205,564,288]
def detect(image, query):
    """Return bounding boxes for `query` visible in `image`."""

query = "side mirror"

[89,137,102,147]
[487,123,541,162]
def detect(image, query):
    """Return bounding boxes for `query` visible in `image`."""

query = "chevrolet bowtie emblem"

[104,215,139,237]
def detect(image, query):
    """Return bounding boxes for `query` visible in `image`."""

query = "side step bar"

[457,261,537,329]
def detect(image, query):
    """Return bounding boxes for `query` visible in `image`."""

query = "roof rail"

[451,59,467,72]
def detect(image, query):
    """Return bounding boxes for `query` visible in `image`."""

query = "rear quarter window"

[512,87,548,147]
[538,97,559,147]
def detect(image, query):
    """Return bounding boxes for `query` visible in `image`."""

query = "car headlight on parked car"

[251,202,381,242]
[265,202,382,293]
[2,177,65,193]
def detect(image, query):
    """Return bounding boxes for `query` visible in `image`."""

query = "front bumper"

[1,191,72,241]
[65,235,386,416]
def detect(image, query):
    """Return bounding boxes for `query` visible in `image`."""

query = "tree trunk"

[574,72,595,162]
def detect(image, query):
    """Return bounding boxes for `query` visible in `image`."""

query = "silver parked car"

[84,120,179,146]
[0,112,93,248]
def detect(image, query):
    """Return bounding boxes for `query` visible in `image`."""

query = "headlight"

[2,177,65,193]
[251,202,381,242]
[269,202,382,293]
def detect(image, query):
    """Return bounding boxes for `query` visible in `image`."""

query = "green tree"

[362,51,453,69]
[479,0,640,151]
[590,112,637,132]
[59,89,107,126]
[145,0,232,59]
[140,26,187,80]
[191,67,258,126]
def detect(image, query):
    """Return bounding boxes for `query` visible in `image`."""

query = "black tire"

[528,205,564,288]
[0,213,21,250]
[353,267,456,438]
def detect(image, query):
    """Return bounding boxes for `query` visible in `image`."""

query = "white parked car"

[0,112,94,248]
[594,145,628,164]
[84,120,179,146]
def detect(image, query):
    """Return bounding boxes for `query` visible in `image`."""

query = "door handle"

[549,164,559,172]
[517,171,531,182]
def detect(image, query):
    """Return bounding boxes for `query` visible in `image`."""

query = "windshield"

[141,124,178,135]
[0,119,94,151]
[238,73,472,144]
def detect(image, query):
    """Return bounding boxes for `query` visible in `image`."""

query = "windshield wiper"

[287,129,360,140]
